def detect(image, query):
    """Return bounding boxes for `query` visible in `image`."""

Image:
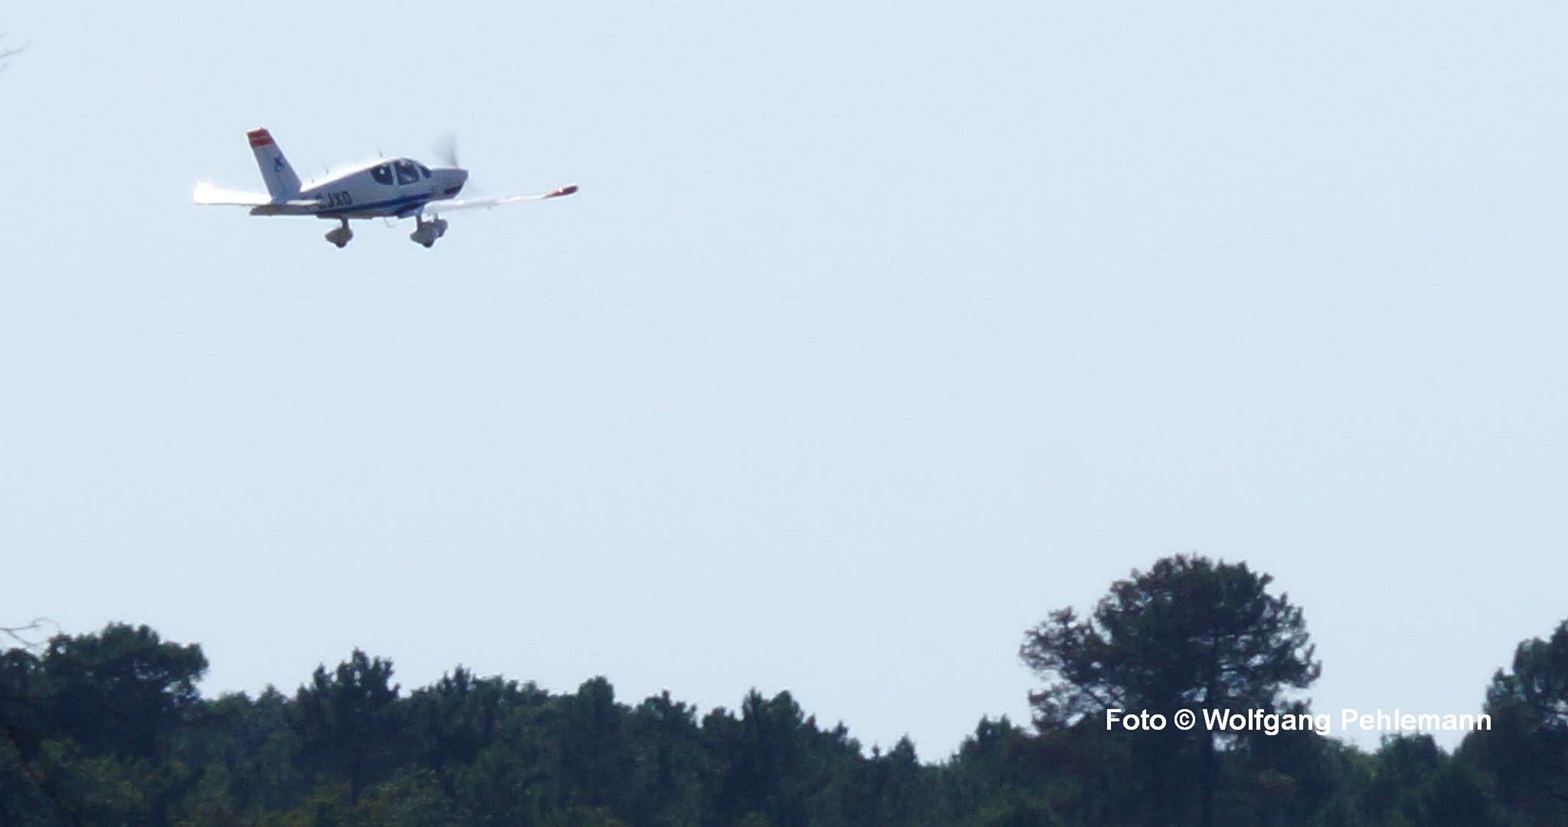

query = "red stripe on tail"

[247,129,274,148]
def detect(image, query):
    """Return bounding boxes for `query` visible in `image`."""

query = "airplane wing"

[431,184,579,213]
[194,182,320,214]
[193,181,272,206]
[250,201,326,215]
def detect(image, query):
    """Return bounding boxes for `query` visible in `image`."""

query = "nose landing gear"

[324,218,353,249]
[410,215,449,248]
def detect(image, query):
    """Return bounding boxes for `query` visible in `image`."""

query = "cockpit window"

[394,160,419,185]
[371,164,394,186]
[415,163,432,179]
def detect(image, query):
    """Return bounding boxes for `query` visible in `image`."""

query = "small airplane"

[194,128,577,248]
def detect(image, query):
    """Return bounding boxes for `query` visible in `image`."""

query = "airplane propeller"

[435,134,461,169]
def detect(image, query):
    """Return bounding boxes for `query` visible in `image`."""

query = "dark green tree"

[0,624,206,824]
[706,690,828,827]
[406,667,546,789]
[1020,554,1320,827]
[1222,714,1356,827]
[295,649,401,805]
[554,676,632,814]
[1357,735,1507,827]
[625,690,707,827]
[175,686,303,814]
[441,678,555,827]
[1461,618,1568,826]
[0,644,47,812]
[37,623,208,760]
[943,716,1126,827]
[1363,734,1444,825]
[859,736,932,827]
[942,717,1032,820]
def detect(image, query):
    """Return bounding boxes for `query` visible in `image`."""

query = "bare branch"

[0,32,28,72]
[1,619,56,652]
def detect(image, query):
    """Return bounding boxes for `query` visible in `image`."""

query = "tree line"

[2,554,1565,826]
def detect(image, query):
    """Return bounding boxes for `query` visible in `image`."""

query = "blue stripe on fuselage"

[312,192,435,219]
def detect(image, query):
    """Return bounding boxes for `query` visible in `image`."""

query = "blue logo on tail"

[273,156,285,172]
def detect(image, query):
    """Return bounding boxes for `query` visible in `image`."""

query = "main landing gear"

[324,218,353,249]
[409,214,449,248]
[320,215,448,248]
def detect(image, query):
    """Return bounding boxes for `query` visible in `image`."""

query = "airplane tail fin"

[247,128,302,200]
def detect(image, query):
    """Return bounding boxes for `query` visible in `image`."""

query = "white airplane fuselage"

[253,158,469,220]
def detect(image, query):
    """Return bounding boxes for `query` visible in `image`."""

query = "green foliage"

[38,623,208,759]
[624,690,706,827]
[555,677,632,811]
[1460,619,1568,826]
[549,805,631,827]
[295,649,400,805]
[1020,554,1319,729]
[0,585,1563,826]
[1020,554,1323,827]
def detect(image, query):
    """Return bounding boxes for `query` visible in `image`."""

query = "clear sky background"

[3,2,1566,759]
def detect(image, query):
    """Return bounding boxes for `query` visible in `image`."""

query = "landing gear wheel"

[409,215,449,248]
[325,219,353,249]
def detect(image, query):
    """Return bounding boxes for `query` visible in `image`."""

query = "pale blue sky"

[4,2,1567,757]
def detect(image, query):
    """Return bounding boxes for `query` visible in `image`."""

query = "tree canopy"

[0,556,1559,826]
[1461,619,1568,825]
[1020,554,1319,729]
[1020,555,1321,827]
